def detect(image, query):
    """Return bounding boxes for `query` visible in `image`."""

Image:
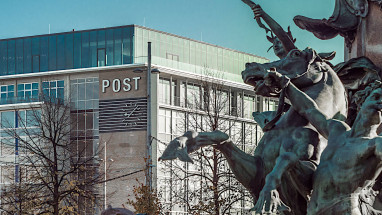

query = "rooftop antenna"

[143,17,146,27]
[201,32,203,42]
[49,24,50,34]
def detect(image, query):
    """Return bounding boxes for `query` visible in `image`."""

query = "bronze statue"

[159,1,382,214]
[263,69,382,215]
[246,2,297,59]
[294,0,369,48]
[160,47,348,215]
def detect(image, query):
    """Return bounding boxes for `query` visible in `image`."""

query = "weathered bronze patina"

[160,47,348,215]
[159,1,382,214]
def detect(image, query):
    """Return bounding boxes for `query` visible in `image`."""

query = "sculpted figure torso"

[265,70,382,215]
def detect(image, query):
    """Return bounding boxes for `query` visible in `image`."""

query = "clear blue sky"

[0,0,344,64]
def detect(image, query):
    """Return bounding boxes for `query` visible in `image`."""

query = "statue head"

[266,27,296,59]
[354,81,382,111]
[354,81,382,125]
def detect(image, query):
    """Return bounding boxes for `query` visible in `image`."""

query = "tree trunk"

[213,149,220,215]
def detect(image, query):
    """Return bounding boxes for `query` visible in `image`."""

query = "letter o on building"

[112,79,121,92]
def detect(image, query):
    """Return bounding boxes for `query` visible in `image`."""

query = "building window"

[97,48,106,67]
[159,78,178,106]
[159,78,171,105]
[0,85,15,105]
[42,80,64,101]
[166,53,179,62]
[263,98,278,112]
[187,83,201,109]
[0,165,14,185]
[17,82,39,102]
[70,77,99,139]
[70,77,99,110]
[243,94,257,119]
[0,138,14,157]
[1,111,15,129]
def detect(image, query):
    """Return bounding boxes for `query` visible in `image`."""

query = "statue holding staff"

[262,69,382,215]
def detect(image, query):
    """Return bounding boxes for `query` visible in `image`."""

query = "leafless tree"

[0,95,104,214]
[159,70,255,215]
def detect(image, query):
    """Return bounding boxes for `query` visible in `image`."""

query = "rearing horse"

[160,47,347,215]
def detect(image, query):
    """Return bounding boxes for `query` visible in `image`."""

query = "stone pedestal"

[345,2,382,68]
[345,3,382,209]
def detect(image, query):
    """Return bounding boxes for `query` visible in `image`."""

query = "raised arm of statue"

[264,70,331,138]
[252,5,296,55]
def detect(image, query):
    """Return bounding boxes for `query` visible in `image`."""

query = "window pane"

[74,33,81,68]
[8,85,14,92]
[97,30,105,49]
[57,88,64,101]
[25,91,31,98]
[122,27,133,64]
[114,28,122,65]
[1,111,15,128]
[26,110,39,127]
[42,81,49,89]
[89,31,97,67]
[7,40,15,75]
[106,29,113,66]
[58,80,64,87]
[0,41,7,76]
[81,32,89,68]
[86,82,93,100]
[40,36,49,72]
[57,35,65,70]
[78,82,85,100]
[17,84,24,91]
[32,37,40,56]
[23,38,32,74]
[49,36,57,71]
[65,34,73,69]
[32,55,39,72]
[16,40,23,74]
[50,89,56,98]
[97,49,105,67]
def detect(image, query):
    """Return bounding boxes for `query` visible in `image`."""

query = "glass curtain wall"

[0,110,40,187]
[70,77,99,213]
[157,76,270,214]
[0,26,134,76]
[135,27,268,83]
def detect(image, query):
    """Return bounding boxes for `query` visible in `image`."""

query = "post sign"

[101,77,142,93]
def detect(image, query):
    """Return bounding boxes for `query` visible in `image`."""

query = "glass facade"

[0,25,266,86]
[70,77,99,139]
[157,76,274,214]
[135,27,268,83]
[0,110,40,186]
[0,26,134,76]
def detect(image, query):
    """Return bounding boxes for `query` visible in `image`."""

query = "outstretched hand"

[264,69,290,92]
[252,186,291,215]
[252,5,265,19]
[195,130,230,146]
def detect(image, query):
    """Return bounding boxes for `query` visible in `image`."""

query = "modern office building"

[0,25,276,214]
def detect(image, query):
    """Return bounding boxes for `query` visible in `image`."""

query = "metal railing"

[0,96,40,105]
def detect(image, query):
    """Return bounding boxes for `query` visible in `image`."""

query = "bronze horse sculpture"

[160,47,348,215]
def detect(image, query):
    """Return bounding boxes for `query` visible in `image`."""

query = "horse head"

[242,48,336,97]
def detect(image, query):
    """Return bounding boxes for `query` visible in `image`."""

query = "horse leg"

[214,141,266,199]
